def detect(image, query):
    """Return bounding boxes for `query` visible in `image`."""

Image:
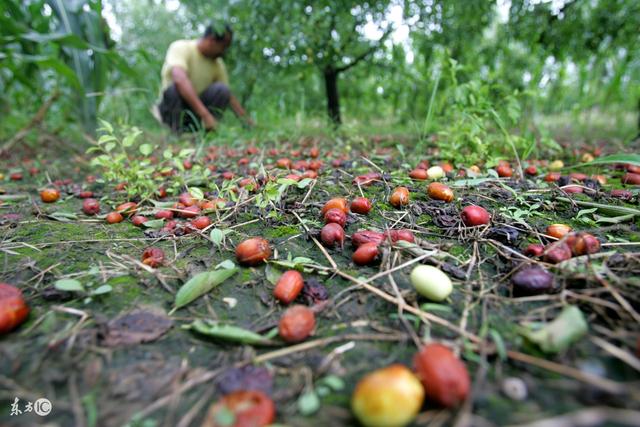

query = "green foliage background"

[1,0,639,155]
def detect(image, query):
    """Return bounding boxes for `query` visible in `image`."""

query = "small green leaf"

[48,211,78,222]
[178,148,195,157]
[519,305,588,354]
[319,375,345,391]
[173,266,238,310]
[215,259,236,270]
[184,319,269,344]
[163,149,173,159]
[55,279,84,292]
[297,390,320,415]
[139,144,153,156]
[98,135,117,144]
[420,303,453,313]
[142,219,165,229]
[213,407,235,427]
[265,264,282,286]
[91,285,113,296]
[210,228,225,246]
[276,178,297,186]
[122,133,137,147]
[489,328,507,361]
[297,178,314,188]
[189,187,204,200]
[576,208,598,218]
[98,119,113,133]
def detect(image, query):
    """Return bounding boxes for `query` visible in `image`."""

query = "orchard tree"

[230,0,395,124]
[507,0,640,133]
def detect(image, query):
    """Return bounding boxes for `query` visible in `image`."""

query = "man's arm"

[171,66,217,130]
[229,94,254,127]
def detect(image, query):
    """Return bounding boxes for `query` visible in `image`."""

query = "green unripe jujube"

[410,265,452,301]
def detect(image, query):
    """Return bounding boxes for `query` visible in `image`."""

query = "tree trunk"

[324,67,341,125]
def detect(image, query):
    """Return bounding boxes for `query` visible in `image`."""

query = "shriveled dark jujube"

[512,266,554,295]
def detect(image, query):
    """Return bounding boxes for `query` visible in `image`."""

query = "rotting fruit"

[179,205,201,219]
[131,215,148,227]
[273,270,304,304]
[202,390,275,427]
[82,198,100,215]
[389,187,410,208]
[320,223,345,248]
[321,197,349,216]
[142,247,165,268]
[567,232,601,256]
[385,229,415,244]
[351,230,384,248]
[115,202,138,216]
[351,364,424,427]
[0,283,30,334]
[512,266,554,295]
[155,210,174,220]
[523,244,544,257]
[279,305,315,343]
[236,237,271,266]
[413,343,470,408]
[543,242,572,264]
[324,208,347,227]
[353,172,382,186]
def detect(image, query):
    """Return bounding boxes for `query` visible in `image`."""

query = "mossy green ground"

[1,139,639,427]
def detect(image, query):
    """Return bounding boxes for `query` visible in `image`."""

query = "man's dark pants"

[158,82,230,132]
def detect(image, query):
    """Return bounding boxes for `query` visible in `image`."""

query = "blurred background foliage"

[1,0,639,157]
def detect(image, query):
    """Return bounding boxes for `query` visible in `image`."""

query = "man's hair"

[204,22,232,41]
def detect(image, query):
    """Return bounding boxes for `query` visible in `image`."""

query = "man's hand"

[229,94,254,128]
[203,113,218,131]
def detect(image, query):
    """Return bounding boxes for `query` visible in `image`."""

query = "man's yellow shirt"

[160,39,229,96]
